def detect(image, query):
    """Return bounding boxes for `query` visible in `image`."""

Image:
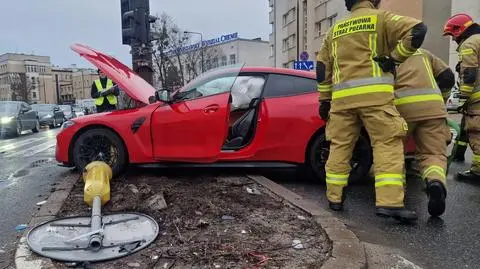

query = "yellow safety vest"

[94,79,117,106]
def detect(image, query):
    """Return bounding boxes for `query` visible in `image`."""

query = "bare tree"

[151,13,173,89]
[182,46,225,82]
[9,73,33,102]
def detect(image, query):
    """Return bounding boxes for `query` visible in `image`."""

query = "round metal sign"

[26,213,159,262]
[300,51,309,61]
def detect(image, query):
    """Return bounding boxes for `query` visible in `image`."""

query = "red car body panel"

[70,44,155,105]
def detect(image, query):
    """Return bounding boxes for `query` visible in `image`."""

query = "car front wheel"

[307,132,373,184]
[72,128,127,177]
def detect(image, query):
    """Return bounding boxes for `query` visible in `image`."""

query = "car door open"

[151,64,244,162]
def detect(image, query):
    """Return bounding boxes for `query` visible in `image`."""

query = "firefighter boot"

[329,191,346,211]
[457,170,480,181]
[426,181,446,217]
[452,144,467,162]
[376,207,418,222]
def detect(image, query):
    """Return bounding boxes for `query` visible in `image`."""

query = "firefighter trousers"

[465,115,480,174]
[406,119,449,187]
[325,102,408,208]
[454,114,469,159]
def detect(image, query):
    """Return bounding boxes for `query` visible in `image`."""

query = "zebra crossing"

[0,129,59,159]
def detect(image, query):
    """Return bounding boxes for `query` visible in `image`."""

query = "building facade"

[71,69,98,101]
[52,68,73,103]
[0,53,55,104]
[268,0,348,68]
[269,0,480,71]
[166,33,270,85]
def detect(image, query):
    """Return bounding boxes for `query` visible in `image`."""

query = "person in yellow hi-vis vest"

[91,69,120,113]
[316,0,427,222]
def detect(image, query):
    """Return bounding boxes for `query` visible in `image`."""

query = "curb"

[15,173,79,269]
[247,175,367,269]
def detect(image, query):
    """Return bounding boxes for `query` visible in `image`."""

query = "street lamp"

[184,30,204,73]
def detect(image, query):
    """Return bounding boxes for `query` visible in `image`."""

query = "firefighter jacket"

[457,34,480,114]
[316,1,425,111]
[394,49,452,122]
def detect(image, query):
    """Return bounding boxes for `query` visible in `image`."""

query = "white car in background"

[446,90,463,112]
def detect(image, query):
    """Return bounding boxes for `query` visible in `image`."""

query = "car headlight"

[0,116,14,124]
[61,120,75,130]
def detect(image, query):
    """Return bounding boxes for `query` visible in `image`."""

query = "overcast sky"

[0,0,271,68]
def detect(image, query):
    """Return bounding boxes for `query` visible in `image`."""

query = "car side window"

[175,75,237,102]
[263,74,316,98]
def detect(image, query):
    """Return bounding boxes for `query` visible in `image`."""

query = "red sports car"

[55,44,375,180]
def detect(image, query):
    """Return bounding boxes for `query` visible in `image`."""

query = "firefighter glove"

[319,101,331,120]
[373,56,397,75]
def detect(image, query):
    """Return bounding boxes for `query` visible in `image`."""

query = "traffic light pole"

[131,42,154,85]
[121,0,156,86]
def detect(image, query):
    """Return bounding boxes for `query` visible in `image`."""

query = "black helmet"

[345,0,381,11]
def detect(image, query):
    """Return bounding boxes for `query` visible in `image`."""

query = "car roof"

[240,66,316,79]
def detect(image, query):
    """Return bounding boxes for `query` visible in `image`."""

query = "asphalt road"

[265,113,480,269]
[0,127,69,268]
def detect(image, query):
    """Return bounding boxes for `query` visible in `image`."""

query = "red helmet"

[443,13,475,38]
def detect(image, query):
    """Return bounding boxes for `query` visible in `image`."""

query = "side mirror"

[155,89,172,103]
[20,108,29,113]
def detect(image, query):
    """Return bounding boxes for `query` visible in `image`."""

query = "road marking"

[5,140,56,158]
[0,137,45,153]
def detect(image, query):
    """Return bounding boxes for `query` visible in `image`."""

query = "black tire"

[307,132,373,184]
[32,119,40,133]
[72,128,127,178]
[14,120,22,137]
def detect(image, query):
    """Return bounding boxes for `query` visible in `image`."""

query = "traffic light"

[120,0,156,45]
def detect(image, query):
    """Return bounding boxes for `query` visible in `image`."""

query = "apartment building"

[268,0,348,68]
[269,0,480,70]
[0,53,55,104]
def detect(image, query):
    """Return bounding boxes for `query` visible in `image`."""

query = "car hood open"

[71,43,155,105]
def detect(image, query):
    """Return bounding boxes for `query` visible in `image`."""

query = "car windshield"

[173,63,245,101]
[0,102,19,113]
[72,106,82,112]
[32,105,53,112]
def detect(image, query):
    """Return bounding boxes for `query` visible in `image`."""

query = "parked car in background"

[0,101,39,137]
[72,105,84,117]
[31,104,65,128]
[446,90,463,112]
[59,105,76,120]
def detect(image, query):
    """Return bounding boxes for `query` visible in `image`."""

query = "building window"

[282,34,296,51]
[270,45,274,57]
[221,56,227,66]
[229,54,236,65]
[315,14,338,38]
[282,7,296,26]
[32,92,37,98]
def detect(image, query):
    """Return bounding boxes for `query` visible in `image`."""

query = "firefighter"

[443,14,480,180]
[317,0,427,221]
[91,69,120,113]
[394,48,455,217]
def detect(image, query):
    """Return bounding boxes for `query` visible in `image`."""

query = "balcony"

[269,0,274,7]
[269,10,275,24]
[269,33,274,44]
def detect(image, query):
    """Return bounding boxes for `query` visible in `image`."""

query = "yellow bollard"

[82,161,112,207]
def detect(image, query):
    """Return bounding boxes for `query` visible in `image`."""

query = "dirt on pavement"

[55,172,331,268]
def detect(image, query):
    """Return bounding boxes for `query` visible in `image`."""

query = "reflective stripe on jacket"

[316,1,422,111]
[94,79,117,106]
[457,34,480,113]
[394,49,449,122]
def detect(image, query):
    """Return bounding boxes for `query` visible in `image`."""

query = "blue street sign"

[300,51,309,61]
[293,61,314,71]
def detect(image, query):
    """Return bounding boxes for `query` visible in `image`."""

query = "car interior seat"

[223,97,260,149]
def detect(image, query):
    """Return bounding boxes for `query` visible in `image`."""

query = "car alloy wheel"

[73,128,127,177]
